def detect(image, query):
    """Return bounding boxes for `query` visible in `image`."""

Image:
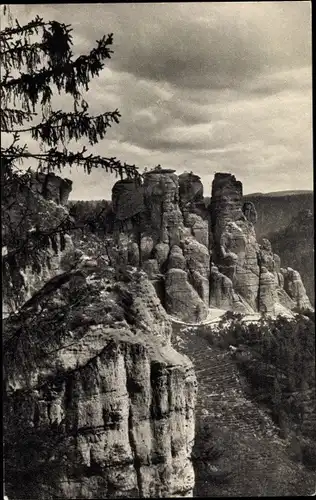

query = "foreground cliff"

[3,173,197,499]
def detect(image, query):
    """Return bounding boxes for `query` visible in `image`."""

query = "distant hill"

[244,191,313,239]
[267,209,314,305]
[244,191,314,305]
[246,190,312,197]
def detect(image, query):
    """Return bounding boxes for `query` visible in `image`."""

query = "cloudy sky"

[7,2,313,199]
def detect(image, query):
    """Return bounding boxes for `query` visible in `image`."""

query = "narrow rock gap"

[125,348,143,498]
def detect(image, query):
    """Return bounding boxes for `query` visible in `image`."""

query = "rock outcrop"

[110,169,312,320]
[178,172,206,219]
[208,173,311,315]
[111,166,211,322]
[2,173,74,317]
[210,174,260,311]
[165,268,208,323]
[30,171,72,205]
[112,178,144,221]
[4,266,197,499]
[3,172,197,499]
[281,267,312,311]
[268,208,314,306]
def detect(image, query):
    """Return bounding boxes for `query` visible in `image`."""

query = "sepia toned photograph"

[1,1,314,498]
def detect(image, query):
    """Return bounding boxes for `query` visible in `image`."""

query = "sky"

[4,2,313,200]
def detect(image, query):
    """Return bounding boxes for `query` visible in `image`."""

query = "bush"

[302,442,316,469]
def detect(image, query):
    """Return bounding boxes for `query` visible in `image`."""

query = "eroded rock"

[4,268,197,499]
[281,267,312,311]
[30,172,72,205]
[258,266,278,314]
[168,245,186,271]
[165,268,208,322]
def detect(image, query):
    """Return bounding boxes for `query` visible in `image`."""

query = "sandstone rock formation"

[281,267,312,311]
[168,245,186,270]
[4,266,197,499]
[268,208,314,306]
[165,268,208,323]
[209,265,234,310]
[112,178,144,221]
[2,173,74,317]
[208,173,311,315]
[30,171,72,204]
[210,174,260,311]
[178,171,206,218]
[111,166,211,322]
[110,169,312,321]
[242,200,257,224]
[3,172,198,498]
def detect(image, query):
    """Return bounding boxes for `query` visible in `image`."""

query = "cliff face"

[210,174,260,312]
[4,267,197,499]
[3,174,197,499]
[111,170,312,322]
[112,168,210,323]
[2,172,74,317]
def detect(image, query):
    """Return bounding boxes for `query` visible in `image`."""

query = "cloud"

[3,3,312,200]
[101,2,311,90]
[10,2,311,90]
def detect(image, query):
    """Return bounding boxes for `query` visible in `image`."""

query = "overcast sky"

[8,2,313,199]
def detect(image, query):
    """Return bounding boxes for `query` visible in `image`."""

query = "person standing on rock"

[195,304,201,323]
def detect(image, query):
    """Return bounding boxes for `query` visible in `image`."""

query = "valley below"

[172,317,316,497]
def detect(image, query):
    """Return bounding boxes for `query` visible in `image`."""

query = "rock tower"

[111,169,312,321]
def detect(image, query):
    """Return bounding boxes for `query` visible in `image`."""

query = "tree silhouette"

[1,5,141,262]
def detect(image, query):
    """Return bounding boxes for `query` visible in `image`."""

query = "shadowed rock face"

[178,172,206,219]
[112,179,145,221]
[210,173,243,244]
[165,268,208,322]
[243,201,257,224]
[4,267,197,499]
[2,172,74,317]
[281,267,312,310]
[30,172,72,205]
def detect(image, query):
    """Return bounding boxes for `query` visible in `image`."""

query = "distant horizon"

[68,187,313,203]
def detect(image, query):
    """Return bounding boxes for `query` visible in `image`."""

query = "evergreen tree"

[1,5,141,258]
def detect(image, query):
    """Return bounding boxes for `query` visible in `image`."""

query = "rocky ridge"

[110,169,312,322]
